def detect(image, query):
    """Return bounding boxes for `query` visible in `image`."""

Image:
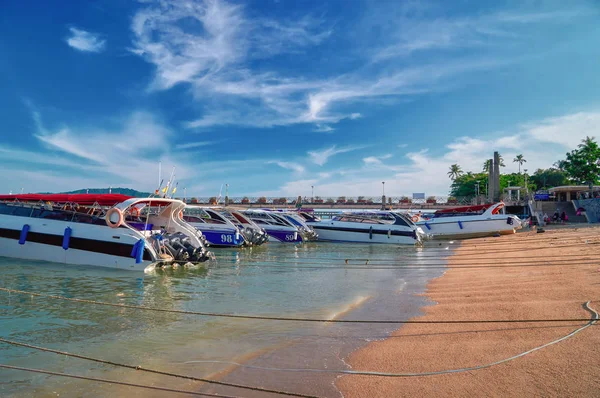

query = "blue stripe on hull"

[265,229,302,243]
[201,230,245,247]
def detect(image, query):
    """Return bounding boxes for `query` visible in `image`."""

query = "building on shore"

[548,185,600,201]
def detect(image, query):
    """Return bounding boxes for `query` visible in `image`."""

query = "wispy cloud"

[313,124,335,133]
[371,7,593,61]
[277,110,600,196]
[66,27,106,53]
[29,110,198,191]
[363,154,392,165]
[267,161,305,173]
[129,0,534,131]
[175,141,214,150]
[308,145,365,166]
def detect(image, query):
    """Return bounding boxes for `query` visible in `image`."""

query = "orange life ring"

[178,210,183,220]
[411,215,420,222]
[105,208,124,228]
[130,207,140,217]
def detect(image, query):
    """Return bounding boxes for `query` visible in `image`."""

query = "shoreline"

[196,250,446,398]
[337,226,600,397]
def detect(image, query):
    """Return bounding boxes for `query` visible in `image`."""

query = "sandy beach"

[337,227,600,397]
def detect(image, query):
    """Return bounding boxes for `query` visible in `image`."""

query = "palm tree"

[483,156,506,173]
[447,164,463,180]
[482,159,491,173]
[513,154,527,173]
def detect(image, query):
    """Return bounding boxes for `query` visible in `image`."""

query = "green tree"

[561,136,600,188]
[482,156,505,172]
[530,168,568,189]
[447,164,463,180]
[513,154,526,173]
[482,159,491,173]
[450,172,488,198]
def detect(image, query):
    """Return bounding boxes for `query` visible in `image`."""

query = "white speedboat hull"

[417,216,520,240]
[0,238,152,271]
[0,215,152,271]
[309,221,417,245]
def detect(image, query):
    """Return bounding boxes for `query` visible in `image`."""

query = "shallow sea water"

[0,241,453,397]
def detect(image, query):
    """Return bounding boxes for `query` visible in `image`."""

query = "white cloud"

[313,124,334,133]
[175,141,214,150]
[23,111,199,192]
[267,161,305,173]
[308,145,365,166]
[66,27,106,53]
[129,0,541,131]
[271,110,600,196]
[521,112,600,147]
[130,0,328,91]
[363,154,392,165]
[371,7,594,61]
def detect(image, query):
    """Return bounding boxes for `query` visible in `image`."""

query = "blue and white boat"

[216,208,269,246]
[243,210,303,243]
[412,202,522,240]
[183,207,245,247]
[270,210,318,241]
[303,211,424,245]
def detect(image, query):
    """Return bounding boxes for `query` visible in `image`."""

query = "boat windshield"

[332,213,392,224]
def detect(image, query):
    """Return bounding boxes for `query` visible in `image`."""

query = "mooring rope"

[213,259,599,270]
[2,302,595,392]
[233,254,596,265]
[0,363,244,397]
[0,338,320,398]
[179,300,596,377]
[0,287,595,324]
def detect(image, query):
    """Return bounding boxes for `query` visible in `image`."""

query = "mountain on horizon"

[38,187,152,196]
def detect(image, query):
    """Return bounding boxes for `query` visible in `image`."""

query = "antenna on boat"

[170,182,178,199]
[158,161,162,188]
[154,179,164,197]
[217,183,224,204]
[162,167,176,198]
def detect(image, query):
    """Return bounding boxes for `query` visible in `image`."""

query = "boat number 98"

[221,234,234,243]
[285,234,296,241]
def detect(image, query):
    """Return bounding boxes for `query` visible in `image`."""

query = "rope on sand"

[1,287,596,324]
[180,301,598,377]
[3,303,595,390]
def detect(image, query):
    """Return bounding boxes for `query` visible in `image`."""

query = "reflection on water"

[0,242,452,397]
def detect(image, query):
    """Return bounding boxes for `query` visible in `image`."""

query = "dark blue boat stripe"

[0,228,152,260]
[311,225,415,238]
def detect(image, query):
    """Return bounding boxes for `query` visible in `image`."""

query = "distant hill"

[39,187,152,197]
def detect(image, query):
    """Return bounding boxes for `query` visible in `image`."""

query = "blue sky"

[1,0,600,197]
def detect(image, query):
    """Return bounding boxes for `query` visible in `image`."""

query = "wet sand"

[338,227,600,397]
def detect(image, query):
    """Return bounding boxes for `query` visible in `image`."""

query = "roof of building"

[548,185,600,193]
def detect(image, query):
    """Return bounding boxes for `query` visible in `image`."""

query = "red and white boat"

[412,202,522,240]
[0,194,212,272]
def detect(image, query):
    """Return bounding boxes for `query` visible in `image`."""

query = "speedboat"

[0,194,212,272]
[216,209,269,246]
[183,207,245,247]
[265,210,318,242]
[303,211,423,245]
[242,210,303,243]
[411,202,522,239]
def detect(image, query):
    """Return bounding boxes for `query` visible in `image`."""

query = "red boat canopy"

[435,203,495,214]
[0,194,133,206]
